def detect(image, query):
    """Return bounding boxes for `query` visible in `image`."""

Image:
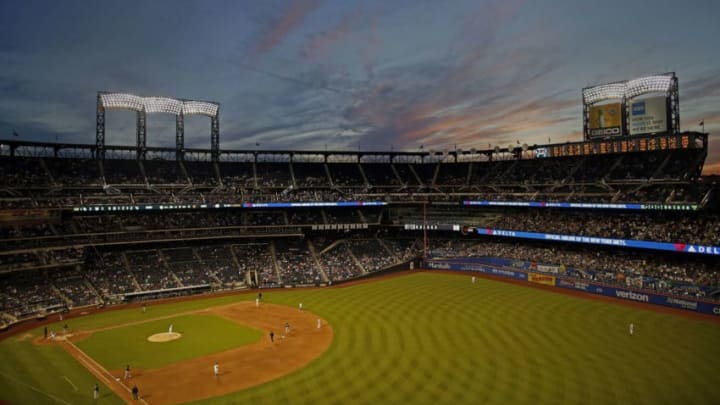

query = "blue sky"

[1,0,719,172]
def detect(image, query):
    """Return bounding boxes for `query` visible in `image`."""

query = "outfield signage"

[528,273,555,286]
[588,103,623,138]
[462,200,698,211]
[425,261,527,281]
[629,96,667,135]
[72,201,387,212]
[474,228,720,256]
[426,260,720,316]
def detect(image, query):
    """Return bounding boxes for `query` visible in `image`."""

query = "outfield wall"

[425,260,720,316]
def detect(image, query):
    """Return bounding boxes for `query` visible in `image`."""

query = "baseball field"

[1,271,719,404]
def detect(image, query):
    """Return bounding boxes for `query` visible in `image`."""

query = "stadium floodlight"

[625,75,674,99]
[182,101,219,117]
[582,83,626,105]
[97,91,220,162]
[143,97,183,115]
[100,93,145,111]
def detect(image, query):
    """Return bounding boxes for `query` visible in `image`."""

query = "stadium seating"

[1,139,718,326]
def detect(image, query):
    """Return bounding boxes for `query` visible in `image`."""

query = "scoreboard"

[548,132,701,158]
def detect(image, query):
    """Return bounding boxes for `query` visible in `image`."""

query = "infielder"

[168,324,173,334]
[213,362,219,377]
[284,322,290,335]
[255,297,260,307]
[124,364,131,380]
[299,302,303,310]
[317,318,321,329]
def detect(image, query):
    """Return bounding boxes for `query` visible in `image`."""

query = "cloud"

[248,0,323,61]
[299,8,363,60]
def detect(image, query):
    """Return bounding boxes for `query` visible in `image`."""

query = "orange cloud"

[300,9,363,60]
[249,0,323,60]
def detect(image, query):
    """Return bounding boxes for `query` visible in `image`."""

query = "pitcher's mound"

[148,332,182,343]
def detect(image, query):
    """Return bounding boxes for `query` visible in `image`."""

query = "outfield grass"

[76,314,263,370]
[2,272,719,405]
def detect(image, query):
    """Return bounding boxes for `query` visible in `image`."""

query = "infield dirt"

[58,302,333,405]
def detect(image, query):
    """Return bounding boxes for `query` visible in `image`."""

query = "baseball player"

[124,364,131,380]
[168,324,173,334]
[213,362,219,377]
[269,330,275,343]
[255,297,260,307]
[93,383,99,400]
[284,322,290,335]
[299,302,303,310]
[472,276,476,284]
[317,318,321,329]
[629,322,634,336]
[132,385,139,400]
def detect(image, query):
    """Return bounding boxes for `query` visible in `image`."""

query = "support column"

[136,110,147,160]
[96,94,105,160]
[210,112,220,162]
[176,112,184,161]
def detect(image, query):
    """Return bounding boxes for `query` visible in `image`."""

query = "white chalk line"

[62,375,78,391]
[0,370,72,405]
[65,340,149,405]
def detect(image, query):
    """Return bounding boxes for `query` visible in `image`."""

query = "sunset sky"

[1,0,719,172]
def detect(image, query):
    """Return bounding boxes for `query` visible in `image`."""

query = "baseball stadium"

[1,69,719,404]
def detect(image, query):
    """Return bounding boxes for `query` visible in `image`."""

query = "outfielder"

[629,322,634,336]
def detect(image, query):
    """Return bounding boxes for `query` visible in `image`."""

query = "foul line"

[0,370,72,405]
[64,340,149,405]
[62,375,77,391]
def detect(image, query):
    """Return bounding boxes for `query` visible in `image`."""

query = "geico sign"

[590,127,621,136]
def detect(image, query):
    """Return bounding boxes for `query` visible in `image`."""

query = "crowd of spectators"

[317,243,362,282]
[479,211,720,246]
[161,248,214,286]
[275,239,322,286]
[1,146,717,325]
[0,148,714,209]
[346,239,398,273]
[197,245,243,287]
[232,243,276,288]
[432,239,719,299]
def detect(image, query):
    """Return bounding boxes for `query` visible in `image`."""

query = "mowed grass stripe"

[189,272,720,405]
[3,272,720,405]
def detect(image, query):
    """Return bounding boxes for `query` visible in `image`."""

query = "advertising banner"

[425,259,720,316]
[588,103,622,137]
[475,228,720,256]
[629,97,667,135]
[528,273,555,286]
[553,278,720,316]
